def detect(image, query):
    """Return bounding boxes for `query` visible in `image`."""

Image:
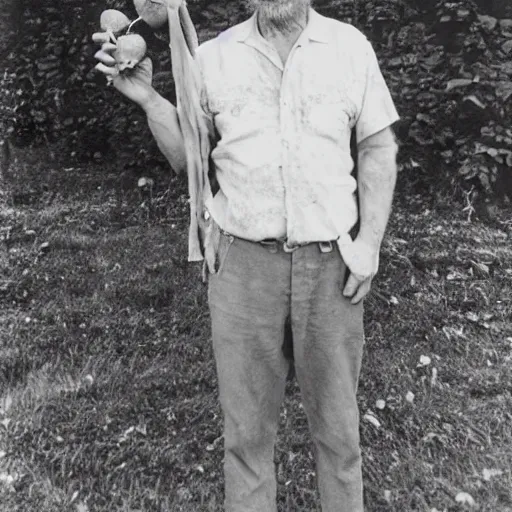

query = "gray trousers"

[208,233,365,512]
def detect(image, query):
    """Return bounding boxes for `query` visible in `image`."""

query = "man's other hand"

[339,238,380,305]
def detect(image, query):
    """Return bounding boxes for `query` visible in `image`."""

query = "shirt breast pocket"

[209,84,269,132]
[303,85,356,142]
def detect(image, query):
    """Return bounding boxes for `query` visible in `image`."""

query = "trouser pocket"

[214,232,234,276]
[203,225,235,280]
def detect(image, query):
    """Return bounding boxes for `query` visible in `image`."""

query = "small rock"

[363,413,381,429]
[83,374,94,387]
[0,473,15,485]
[455,491,476,507]
[466,312,479,323]
[482,468,503,481]
[431,367,438,387]
[418,355,432,367]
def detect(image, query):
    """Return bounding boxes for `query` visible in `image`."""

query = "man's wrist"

[139,88,162,113]
[337,230,382,254]
[338,235,380,279]
[355,228,383,252]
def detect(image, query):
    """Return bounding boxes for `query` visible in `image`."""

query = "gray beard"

[249,0,311,35]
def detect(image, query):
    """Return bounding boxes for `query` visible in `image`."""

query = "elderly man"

[94,0,399,510]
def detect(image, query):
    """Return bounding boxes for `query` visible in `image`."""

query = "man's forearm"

[144,91,187,174]
[356,129,398,249]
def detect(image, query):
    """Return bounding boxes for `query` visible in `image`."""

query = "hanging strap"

[168,2,213,262]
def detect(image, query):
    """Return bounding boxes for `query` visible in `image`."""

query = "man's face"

[248,0,311,33]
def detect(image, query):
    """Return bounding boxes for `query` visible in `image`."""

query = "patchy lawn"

[0,149,511,512]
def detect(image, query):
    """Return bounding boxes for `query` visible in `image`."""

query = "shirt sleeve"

[355,40,400,144]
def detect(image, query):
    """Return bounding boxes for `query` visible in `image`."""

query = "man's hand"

[338,238,380,305]
[92,31,155,109]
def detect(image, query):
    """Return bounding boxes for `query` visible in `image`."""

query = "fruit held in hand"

[113,34,147,71]
[100,9,131,41]
[133,0,168,29]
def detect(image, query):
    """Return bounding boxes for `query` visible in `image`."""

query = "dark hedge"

[1,0,512,197]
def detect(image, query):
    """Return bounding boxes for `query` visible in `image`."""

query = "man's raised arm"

[144,91,187,175]
[92,31,187,175]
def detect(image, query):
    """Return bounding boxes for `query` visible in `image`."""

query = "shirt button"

[204,210,210,221]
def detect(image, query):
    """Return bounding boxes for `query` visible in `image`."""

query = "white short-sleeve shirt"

[196,8,400,244]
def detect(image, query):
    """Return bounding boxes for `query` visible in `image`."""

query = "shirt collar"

[235,8,329,45]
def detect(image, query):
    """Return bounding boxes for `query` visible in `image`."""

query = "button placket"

[280,45,301,243]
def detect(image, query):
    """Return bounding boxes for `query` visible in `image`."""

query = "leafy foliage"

[1,0,512,198]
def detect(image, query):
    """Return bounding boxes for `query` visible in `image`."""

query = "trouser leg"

[208,236,290,512]
[291,244,365,512]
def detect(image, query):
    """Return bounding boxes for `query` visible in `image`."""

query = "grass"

[0,147,512,512]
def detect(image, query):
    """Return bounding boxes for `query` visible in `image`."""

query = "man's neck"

[257,7,309,43]
[257,8,309,64]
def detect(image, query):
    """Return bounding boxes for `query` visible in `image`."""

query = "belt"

[220,229,336,254]
[259,238,335,254]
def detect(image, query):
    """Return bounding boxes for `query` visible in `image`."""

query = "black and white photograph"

[0,0,511,510]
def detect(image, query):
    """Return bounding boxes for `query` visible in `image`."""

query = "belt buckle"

[260,240,279,253]
[319,241,333,254]
[283,241,300,253]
